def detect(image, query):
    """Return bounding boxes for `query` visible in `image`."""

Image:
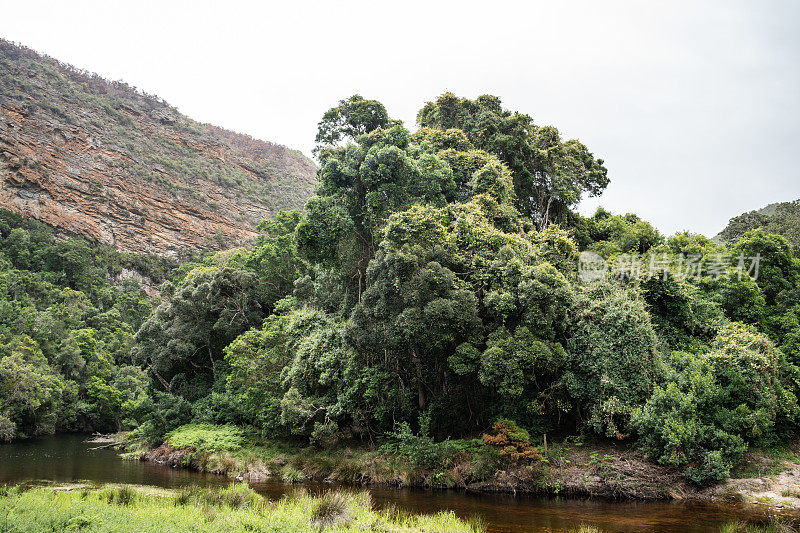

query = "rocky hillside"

[0,39,317,256]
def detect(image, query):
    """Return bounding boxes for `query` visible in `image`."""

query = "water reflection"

[248,480,784,533]
[0,434,226,489]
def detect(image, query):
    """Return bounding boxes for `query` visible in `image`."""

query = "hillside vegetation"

[716,200,800,247]
[0,39,317,255]
[0,208,185,440]
[2,92,800,493]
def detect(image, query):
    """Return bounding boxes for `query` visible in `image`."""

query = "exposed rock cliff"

[0,39,317,255]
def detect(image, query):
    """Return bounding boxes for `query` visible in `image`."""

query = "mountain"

[0,39,317,256]
[715,199,800,247]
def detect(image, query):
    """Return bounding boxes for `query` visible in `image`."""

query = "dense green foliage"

[3,93,799,489]
[165,423,244,451]
[717,200,800,247]
[417,93,609,227]
[0,210,160,440]
[633,324,798,484]
[314,94,393,152]
[565,282,661,438]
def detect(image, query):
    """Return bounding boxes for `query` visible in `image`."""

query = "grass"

[104,485,137,506]
[0,483,483,532]
[310,491,364,529]
[132,428,800,512]
[718,518,795,532]
[165,424,244,452]
[282,465,307,484]
[731,444,800,479]
[176,482,262,509]
[132,424,505,489]
[127,427,420,486]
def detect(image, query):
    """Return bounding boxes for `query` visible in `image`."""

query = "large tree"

[314,94,392,154]
[297,122,515,307]
[133,266,266,399]
[417,93,609,227]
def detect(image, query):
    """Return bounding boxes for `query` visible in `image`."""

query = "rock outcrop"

[0,39,317,256]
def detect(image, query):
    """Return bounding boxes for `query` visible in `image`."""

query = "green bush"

[633,324,799,485]
[380,422,486,471]
[281,465,306,484]
[130,392,193,445]
[632,358,747,485]
[565,281,662,438]
[175,483,261,509]
[103,486,137,506]
[310,491,353,529]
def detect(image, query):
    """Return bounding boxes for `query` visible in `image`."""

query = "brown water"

[0,434,792,532]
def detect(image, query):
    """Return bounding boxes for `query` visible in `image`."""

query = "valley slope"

[0,39,317,255]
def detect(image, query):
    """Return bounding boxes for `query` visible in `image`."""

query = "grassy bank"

[121,424,685,500]
[0,483,482,532]
[123,423,505,488]
[121,424,800,508]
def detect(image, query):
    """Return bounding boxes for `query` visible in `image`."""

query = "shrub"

[633,351,743,485]
[104,486,136,506]
[565,282,662,438]
[281,465,306,484]
[633,324,799,485]
[131,392,193,445]
[214,483,261,509]
[310,420,339,449]
[310,491,352,529]
[482,419,540,464]
[0,414,15,442]
[175,483,261,509]
[380,422,486,471]
[468,445,502,480]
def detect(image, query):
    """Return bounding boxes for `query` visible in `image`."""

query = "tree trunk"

[411,347,426,411]
[208,345,216,379]
[541,196,554,230]
[146,363,171,392]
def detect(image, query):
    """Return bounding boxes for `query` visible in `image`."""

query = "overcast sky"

[1,0,798,237]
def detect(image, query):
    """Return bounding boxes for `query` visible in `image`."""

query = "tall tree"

[133,266,266,399]
[417,93,608,227]
[314,95,392,154]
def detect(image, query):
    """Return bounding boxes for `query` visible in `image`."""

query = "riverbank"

[0,484,788,533]
[132,438,680,499]
[118,426,800,511]
[0,483,482,532]
[6,434,790,532]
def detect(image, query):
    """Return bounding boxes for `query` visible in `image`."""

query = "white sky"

[1,0,798,237]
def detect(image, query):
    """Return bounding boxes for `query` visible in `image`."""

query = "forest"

[2,93,800,487]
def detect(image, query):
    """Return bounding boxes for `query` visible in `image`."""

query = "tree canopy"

[5,94,800,489]
[417,93,609,227]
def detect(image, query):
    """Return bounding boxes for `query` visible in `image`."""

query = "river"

[0,434,792,532]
